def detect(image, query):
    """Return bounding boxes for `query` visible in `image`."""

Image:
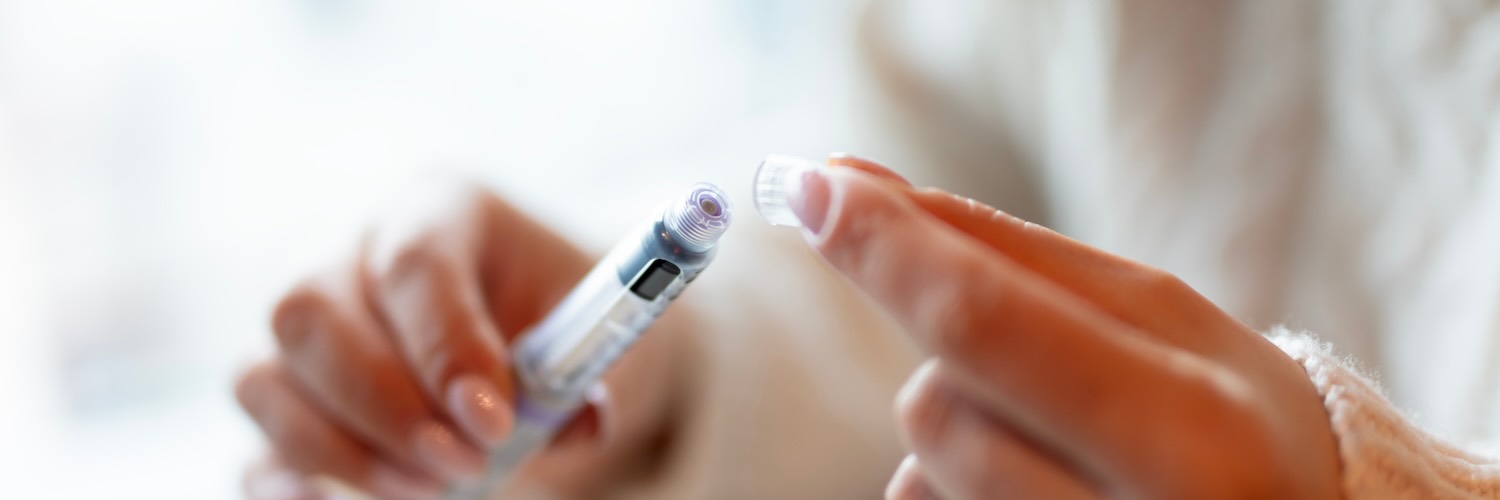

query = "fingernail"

[754,154,814,227]
[369,463,443,500]
[551,384,611,448]
[585,383,614,444]
[895,359,941,409]
[411,422,485,481]
[753,154,837,235]
[445,375,513,447]
[886,455,941,500]
[585,383,610,408]
[895,360,959,448]
[788,168,831,236]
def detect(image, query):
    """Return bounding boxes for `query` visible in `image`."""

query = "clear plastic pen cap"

[753,154,823,227]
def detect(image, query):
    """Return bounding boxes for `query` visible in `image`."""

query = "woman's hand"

[794,156,1342,499]
[236,177,686,499]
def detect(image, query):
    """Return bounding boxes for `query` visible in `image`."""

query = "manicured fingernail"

[369,463,443,500]
[754,154,815,227]
[753,154,837,236]
[411,422,484,481]
[789,168,831,236]
[445,375,513,447]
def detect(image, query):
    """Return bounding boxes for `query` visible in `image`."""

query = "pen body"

[451,192,724,499]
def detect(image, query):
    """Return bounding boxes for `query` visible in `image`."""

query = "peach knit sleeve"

[1272,329,1500,498]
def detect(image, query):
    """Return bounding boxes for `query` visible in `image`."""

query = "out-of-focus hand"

[795,156,1341,500]
[236,177,683,499]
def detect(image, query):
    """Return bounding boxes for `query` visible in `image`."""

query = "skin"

[237,155,1343,499]
[236,177,689,499]
[804,156,1342,500]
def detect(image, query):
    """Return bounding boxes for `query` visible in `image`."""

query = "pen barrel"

[448,391,583,499]
[513,216,704,398]
[451,207,720,499]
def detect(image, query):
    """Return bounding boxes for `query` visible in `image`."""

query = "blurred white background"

[0,0,871,497]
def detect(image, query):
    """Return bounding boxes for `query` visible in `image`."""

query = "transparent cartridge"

[451,183,731,499]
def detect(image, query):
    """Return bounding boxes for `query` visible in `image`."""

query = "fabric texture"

[1273,328,1500,498]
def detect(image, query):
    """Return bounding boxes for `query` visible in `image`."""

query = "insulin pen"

[449,183,733,499]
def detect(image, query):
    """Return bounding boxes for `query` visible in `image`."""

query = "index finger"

[789,167,1202,483]
[823,154,1237,353]
[359,181,529,450]
[364,226,517,450]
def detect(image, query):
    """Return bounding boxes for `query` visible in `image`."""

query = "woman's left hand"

[790,155,1342,500]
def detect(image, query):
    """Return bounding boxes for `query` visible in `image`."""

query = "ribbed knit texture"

[1272,328,1500,498]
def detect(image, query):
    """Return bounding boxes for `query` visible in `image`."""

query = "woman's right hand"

[235,177,677,499]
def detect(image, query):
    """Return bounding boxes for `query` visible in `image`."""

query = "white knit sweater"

[1274,330,1500,498]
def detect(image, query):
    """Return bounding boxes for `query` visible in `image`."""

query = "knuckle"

[916,259,1002,358]
[895,372,959,450]
[332,365,421,442]
[942,279,991,344]
[1176,372,1255,435]
[818,177,902,265]
[364,180,497,283]
[1170,374,1283,487]
[821,220,882,276]
[464,182,506,215]
[1140,269,1195,300]
[271,281,335,351]
[234,361,281,415]
[407,323,463,388]
[817,175,1009,357]
[368,237,449,291]
[360,366,416,414]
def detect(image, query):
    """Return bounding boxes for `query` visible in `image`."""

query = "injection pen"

[450,183,732,499]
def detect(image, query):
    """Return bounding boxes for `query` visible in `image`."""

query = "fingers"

[791,167,1191,479]
[828,152,912,186]
[363,197,517,448]
[250,178,615,499]
[905,188,1233,350]
[272,271,485,481]
[237,361,444,500]
[469,190,595,337]
[824,154,1220,333]
[887,455,942,500]
[546,384,608,449]
[895,360,1096,500]
[360,182,593,449]
[827,155,1231,350]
